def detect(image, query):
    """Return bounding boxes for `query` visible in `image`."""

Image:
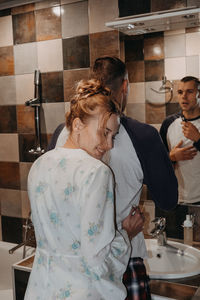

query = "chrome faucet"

[9,213,36,259]
[150,217,184,256]
[25,70,45,156]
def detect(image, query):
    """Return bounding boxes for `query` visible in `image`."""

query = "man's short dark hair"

[92,56,127,92]
[181,76,200,88]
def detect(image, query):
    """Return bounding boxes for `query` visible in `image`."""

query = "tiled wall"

[0,0,200,243]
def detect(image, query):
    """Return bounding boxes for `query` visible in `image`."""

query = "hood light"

[127,24,134,29]
[183,14,195,19]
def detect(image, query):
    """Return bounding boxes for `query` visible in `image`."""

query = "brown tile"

[144,34,164,60]
[170,80,180,103]
[2,215,23,243]
[151,0,186,12]
[0,189,22,218]
[90,31,119,67]
[0,106,17,133]
[0,46,14,76]
[16,105,35,134]
[19,162,32,191]
[12,11,36,45]
[63,35,90,70]
[0,162,20,189]
[126,61,145,83]
[166,102,180,116]
[63,68,90,101]
[145,102,166,124]
[145,60,164,82]
[125,36,144,62]
[11,3,35,15]
[126,103,146,123]
[188,206,200,242]
[0,134,19,162]
[41,71,64,102]
[35,7,61,41]
[186,26,200,33]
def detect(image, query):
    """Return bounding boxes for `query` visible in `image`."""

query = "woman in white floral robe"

[24,80,131,300]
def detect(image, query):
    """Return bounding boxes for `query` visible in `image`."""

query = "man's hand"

[122,206,145,241]
[181,121,200,142]
[169,140,197,162]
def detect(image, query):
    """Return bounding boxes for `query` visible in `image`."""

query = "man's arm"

[121,117,178,211]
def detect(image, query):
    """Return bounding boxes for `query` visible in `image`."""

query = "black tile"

[63,35,90,70]
[118,0,151,17]
[18,133,48,162]
[166,103,180,116]
[155,204,188,239]
[41,71,64,103]
[2,216,23,243]
[125,36,144,62]
[0,106,17,133]
[145,60,164,81]
[151,0,186,12]
[14,269,30,300]
[0,8,11,17]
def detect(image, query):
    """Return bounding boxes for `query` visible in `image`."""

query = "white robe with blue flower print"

[24,147,130,300]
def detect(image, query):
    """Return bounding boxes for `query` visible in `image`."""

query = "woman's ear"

[72,118,84,132]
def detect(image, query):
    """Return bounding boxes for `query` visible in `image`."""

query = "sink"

[144,239,200,279]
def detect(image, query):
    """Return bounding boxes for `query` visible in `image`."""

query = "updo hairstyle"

[66,79,120,132]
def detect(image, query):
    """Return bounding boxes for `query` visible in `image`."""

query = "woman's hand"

[122,206,145,241]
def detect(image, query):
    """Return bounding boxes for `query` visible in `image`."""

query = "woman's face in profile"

[79,112,120,160]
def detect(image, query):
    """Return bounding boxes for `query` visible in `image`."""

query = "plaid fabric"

[123,257,152,300]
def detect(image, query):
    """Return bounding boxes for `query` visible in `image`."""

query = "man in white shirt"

[160,76,200,204]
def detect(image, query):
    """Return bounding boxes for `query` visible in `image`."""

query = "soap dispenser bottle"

[183,214,193,246]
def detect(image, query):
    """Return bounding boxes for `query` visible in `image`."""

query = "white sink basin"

[144,239,200,279]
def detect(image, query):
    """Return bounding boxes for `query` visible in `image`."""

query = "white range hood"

[106,6,200,35]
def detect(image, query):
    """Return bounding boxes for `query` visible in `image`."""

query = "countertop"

[16,238,200,300]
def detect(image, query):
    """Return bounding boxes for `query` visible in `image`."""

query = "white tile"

[165,57,186,80]
[41,102,65,133]
[128,82,145,103]
[37,39,63,72]
[186,32,200,56]
[0,16,13,47]
[64,101,70,113]
[14,42,38,75]
[21,191,31,218]
[186,55,199,78]
[16,73,34,105]
[140,200,155,235]
[164,29,185,36]
[88,0,118,33]
[0,76,16,105]
[0,134,19,162]
[151,124,161,131]
[61,0,84,4]
[164,34,185,58]
[35,0,60,9]
[61,1,89,38]
[145,81,165,104]
[126,103,146,123]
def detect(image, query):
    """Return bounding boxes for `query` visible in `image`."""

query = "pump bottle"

[183,214,193,246]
